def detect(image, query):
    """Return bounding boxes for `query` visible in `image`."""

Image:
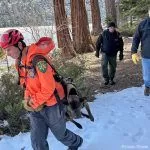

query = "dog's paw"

[90,115,94,122]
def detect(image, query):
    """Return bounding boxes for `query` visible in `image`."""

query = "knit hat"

[108,22,116,28]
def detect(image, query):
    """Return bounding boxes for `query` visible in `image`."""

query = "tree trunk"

[53,0,76,58]
[105,0,117,25]
[90,0,103,35]
[6,55,10,72]
[115,0,120,27]
[129,16,133,27]
[71,0,95,53]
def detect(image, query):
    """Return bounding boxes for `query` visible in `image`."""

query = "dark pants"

[101,53,117,81]
[29,103,82,150]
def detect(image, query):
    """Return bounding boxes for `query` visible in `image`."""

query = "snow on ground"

[0,86,150,150]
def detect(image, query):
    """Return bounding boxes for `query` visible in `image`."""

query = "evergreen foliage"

[0,73,29,136]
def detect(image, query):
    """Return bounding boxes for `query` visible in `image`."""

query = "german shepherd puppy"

[63,94,94,129]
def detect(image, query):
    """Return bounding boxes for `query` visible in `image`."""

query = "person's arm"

[131,23,141,54]
[118,33,124,52]
[29,60,56,109]
[118,32,124,60]
[95,33,103,57]
[131,23,142,64]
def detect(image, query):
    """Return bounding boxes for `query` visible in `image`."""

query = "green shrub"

[119,24,137,37]
[0,73,30,136]
[51,50,92,100]
[0,47,4,58]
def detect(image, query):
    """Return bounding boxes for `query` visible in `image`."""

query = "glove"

[119,52,124,61]
[23,100,34,111]
[23,100,44,112]
[95,52,99,58]
[132,53,140,64]
[34,105,44,112]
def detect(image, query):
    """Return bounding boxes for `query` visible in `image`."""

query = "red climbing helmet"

[0,29,24,49]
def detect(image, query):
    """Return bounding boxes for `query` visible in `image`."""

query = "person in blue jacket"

[95,22,124,85]
[131,9,150,96]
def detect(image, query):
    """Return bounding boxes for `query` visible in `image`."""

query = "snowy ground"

[0,86,150,150]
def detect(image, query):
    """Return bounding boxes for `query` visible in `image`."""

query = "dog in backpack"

[62,82,94,129]
[32,56,94,129]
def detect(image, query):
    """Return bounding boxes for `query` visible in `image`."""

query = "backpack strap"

[32,55,58,74]
[32,55,67,102]
[32,55,63,83]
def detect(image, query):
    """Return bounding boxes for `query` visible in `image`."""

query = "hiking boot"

[67,138,83,150]
[110,80,115,85]
[67,147,79,150]
[104,79,109,85]
[144,87,150,96]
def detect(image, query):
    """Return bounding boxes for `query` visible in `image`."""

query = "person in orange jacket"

[0,29,83,150]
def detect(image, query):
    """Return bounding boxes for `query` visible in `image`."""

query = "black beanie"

[108,22,116,28]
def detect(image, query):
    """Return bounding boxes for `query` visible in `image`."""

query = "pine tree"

[53,0,76,58]
[105,0,117,24]
[71,0,95,53]
[90,0,103,35]
[120,0,150,18]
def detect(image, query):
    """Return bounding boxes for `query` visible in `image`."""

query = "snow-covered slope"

[0,86,150,150]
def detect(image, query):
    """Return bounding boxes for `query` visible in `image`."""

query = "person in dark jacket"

[95,22,124,85]
[131,9,150,96]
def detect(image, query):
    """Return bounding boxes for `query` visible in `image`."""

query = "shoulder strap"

[32,55,57,73]
[32,55,64,82]
[32,55,67,100]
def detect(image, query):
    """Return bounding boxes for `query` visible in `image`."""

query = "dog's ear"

[79,97,86,102]
[62,99,69,105]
